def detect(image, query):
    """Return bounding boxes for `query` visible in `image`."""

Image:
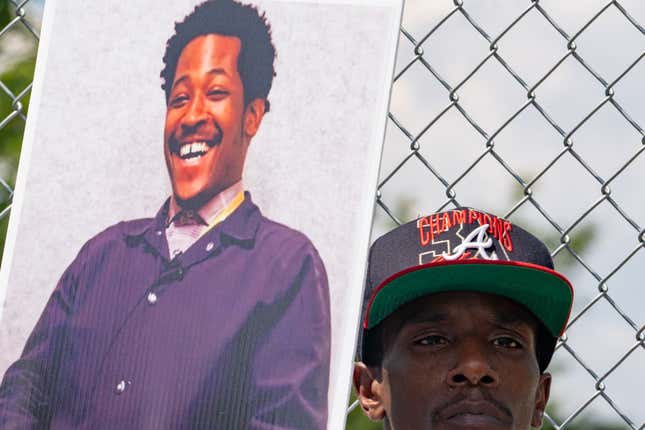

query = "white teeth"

[191,142,206,153]
[178,141,208,157]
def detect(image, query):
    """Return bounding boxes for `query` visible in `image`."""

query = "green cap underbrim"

[365,261,573,338]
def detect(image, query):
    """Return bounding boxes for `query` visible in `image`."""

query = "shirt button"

[115,380,127,394]
[147,292,158,304]
[206,242,214,252]
[156,230,162,236]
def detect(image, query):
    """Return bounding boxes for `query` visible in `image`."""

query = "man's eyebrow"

[172,75,189,89]
[394,312,449,336]
[206,68,229,77]
[171,68,230,90]
[491,311,534,328]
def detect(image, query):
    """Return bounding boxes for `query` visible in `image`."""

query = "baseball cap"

[359,207,573,368]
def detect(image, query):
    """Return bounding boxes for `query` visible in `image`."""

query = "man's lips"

[438,400,511,427]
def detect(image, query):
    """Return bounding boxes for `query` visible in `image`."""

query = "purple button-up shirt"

[0,193,330,429]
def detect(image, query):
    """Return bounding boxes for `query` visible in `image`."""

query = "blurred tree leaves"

[0,56,35,170]
[0,1,12,29]
[0,0,38,262]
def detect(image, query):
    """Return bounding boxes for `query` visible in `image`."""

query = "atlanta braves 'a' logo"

[442,224,498,261]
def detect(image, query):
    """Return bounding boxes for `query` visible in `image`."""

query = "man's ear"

[531,372,552,428]
[243,98,266,139]
[353,362,387,421]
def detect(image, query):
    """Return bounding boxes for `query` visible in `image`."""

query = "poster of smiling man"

[0,0,402,428]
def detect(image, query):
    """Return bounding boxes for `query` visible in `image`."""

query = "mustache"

[168,122,224,154]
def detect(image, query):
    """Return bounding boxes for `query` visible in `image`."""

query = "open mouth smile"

[169,135,222,162]
[178,141,211,160]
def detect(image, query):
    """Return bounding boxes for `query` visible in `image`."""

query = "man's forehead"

[172,34,243,88]
[177,34,242,66]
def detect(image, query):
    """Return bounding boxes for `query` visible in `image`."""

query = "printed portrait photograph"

[0,0,402,428]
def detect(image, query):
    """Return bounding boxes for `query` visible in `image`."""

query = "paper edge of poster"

[328,0,404,428]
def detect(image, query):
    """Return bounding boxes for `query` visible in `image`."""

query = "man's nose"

[446,339,499,388]
[180,96,208,132]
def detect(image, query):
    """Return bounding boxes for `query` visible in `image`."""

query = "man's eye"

[208,90,228,99]
[415,335,447,346]
[493,337,522,349]
[170,95,188,107]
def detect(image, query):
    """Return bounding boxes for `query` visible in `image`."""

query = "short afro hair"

[160,0,276,111]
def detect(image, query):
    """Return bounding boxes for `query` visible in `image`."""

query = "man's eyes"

[492,336,523,349]
[411,334,524,349]
[168,89,228,107]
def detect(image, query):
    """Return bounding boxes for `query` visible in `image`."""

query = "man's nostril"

[452,374,467,383]
[481,375,495,384]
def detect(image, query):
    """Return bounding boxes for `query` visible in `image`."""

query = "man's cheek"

[164,114,180,137]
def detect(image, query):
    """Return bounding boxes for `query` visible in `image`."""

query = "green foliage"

[0,15,37,262]
[0,55,35,166]
[0,1,12,30]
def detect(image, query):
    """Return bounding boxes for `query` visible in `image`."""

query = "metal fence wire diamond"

[0,0,644,429]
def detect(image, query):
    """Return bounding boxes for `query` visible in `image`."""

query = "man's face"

[355,291,551,430]
[164,34,265,208]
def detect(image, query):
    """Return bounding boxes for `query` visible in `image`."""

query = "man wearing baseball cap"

[353,207,573,429]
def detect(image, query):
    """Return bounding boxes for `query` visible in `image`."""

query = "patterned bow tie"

[170,210,207,227]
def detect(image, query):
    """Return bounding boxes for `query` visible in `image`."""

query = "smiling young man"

[354,208,573,430]
[0,1,330,429]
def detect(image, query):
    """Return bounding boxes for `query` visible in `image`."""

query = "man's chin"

[172,186,210,210]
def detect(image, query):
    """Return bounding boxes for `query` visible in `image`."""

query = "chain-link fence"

[348,1,644,429]
[1,0,644,429]
[0,0,39,231]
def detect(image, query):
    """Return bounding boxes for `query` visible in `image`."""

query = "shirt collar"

[218,191,261,243]
[167,180,244,227]
[124,191,261,248]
